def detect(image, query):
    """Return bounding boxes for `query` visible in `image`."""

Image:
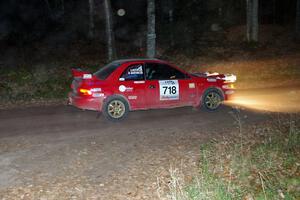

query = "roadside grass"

[0,62,103,106]
[0,64,70,102]
[158,114,300,200]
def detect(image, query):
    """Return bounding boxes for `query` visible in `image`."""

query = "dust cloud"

[226,85,300,113]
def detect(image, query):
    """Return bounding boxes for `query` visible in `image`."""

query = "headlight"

[223,74,237,82]
[222,83,235,89]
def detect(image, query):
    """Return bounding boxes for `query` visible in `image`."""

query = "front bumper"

[223,90,235,101]
[68,92,103,111]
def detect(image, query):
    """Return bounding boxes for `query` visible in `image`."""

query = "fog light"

[225,90,235,95]
[222,84,235,89]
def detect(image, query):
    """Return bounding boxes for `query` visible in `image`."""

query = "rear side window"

[145,63,186,80]
[120,64,144,81]
[94,62,121,80]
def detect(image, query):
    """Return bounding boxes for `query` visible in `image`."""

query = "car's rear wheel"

[103,97,129,121]
[202,88,223,111]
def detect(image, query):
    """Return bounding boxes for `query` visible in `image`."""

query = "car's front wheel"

[102,97,129,121]
[201,88,224,111]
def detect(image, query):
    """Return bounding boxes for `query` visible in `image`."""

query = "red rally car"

[68,59,236,121]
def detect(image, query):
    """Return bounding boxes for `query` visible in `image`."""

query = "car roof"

[111,58,167,65]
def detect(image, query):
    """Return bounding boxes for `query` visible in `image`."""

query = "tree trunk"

[168,0,174,46]
[246,0,252,42]
[44,0,65,22]
[251,0,258,42]
[272,0,276,24]
[44,0,53,18]
[88,0,95,39]
[104,0,116,61]
[296,0,300,39]
[246,0,259,42]
[61,0,64,15]
[147,0,156,58]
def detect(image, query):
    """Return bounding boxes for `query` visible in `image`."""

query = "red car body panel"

[68,59,235,112]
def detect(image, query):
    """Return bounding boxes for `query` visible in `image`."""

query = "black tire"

[102,96,129,121]
[201,88,224,111]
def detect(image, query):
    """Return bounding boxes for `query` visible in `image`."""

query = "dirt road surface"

[0,105,267,199]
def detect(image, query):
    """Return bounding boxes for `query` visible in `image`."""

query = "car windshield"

[94,62,121,80]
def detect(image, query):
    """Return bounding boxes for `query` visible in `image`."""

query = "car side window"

[120,64,144,81]
[145,63,186,80]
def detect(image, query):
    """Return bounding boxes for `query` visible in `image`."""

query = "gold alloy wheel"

[107,100,126,119]
[204,91,221,110]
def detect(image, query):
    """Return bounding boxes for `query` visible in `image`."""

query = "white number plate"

[159,80,179,100]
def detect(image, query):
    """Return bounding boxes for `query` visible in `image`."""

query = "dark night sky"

[0,0,298,68]
[0,0,297,42]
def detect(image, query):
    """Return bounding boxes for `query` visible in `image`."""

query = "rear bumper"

[68,92,103,111]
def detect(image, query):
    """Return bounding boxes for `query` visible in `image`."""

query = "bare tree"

[44,0,52,14]
[104,0,116,60]
[43,0,64,21]
[168,0,174,46]
[88,0,95,39]
[61,0,64,15]
[272,0,276,24]
[252,0,258,41]
[296,0,300,39]
[147,0,156,58]
[246,0,251,41]
[246,0,259,42]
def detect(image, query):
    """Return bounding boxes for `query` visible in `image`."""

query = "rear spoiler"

[71,68,93,79]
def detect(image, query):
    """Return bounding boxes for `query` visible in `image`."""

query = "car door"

[144,62,196,109]
[118,63,147,110]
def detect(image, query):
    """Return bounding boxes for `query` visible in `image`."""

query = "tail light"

[79,88,92,96]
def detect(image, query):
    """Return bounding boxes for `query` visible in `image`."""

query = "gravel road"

[0,105,267,199]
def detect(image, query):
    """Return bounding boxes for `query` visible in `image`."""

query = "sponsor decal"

[119,85,133,92]
[128,96,137,100]
[189,83,195,88]
[134,81,145,84]
[91,88,101,92]
[119,85,126,92]
[92,93,104,97]
[159,80,179,100]
[207,78,217,82]
[125,87,133,92]
[128,65,143,75]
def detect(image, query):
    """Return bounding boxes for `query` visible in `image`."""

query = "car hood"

[191,72,237,83]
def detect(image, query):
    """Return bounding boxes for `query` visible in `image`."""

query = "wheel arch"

[103,94,131,111]
[200,86,225,106]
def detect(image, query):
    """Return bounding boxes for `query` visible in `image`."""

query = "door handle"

[149,85,156,89]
